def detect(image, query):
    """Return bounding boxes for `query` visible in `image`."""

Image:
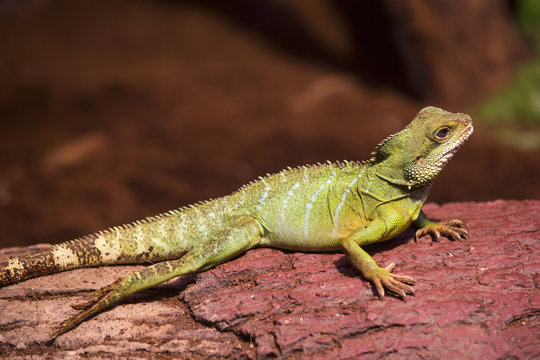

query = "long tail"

[0,213,191,286]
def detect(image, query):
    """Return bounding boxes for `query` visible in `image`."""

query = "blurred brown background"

[0,0,538,248]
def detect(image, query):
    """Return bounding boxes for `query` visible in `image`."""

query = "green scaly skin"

[0,106,473,339]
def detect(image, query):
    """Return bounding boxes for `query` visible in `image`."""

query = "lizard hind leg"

[51,216,265,339]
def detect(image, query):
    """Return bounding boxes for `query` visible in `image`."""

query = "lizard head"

[371,106,473,188]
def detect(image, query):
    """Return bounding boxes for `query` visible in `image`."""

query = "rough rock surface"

[0,200,539,359]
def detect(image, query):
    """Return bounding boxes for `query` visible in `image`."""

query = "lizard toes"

[71,292,106,310]
[453,226,468,239]
[391,273,416,285]
[415,228,440,242]
[446,219,464,228]
[373,278,385,299]
[414,229,425,242]
[383,276,415,301]
[384,263,396,272]
[416,228,442,242]
[443,226,468,241]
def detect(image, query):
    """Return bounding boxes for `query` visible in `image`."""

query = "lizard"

[0,106,473,339]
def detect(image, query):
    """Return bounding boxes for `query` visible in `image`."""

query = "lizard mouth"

[437,123,474,167]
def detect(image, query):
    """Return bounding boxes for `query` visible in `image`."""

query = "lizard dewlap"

[0,106,473,338]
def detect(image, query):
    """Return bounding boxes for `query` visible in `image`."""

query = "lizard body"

[0,106,473,338]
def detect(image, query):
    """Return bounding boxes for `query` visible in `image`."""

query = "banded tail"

[0,212,192,286]
[1,235,105,285]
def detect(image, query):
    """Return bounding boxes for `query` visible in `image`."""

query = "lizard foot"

[70,282,117,310]
[415,219,467,242]
[369,263,415,301]
[51,282,123,339]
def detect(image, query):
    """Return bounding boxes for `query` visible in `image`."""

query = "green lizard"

[0,106,472,339]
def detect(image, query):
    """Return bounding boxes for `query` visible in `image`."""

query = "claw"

[369,263,415,301]
[415,219,468,242]
[51,281,123,339]
[446,219,463,227]
[71,283,114,309]
[373,277,385,299]
[384,262,396,272]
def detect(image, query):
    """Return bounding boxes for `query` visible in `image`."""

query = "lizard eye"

[434,126,450,140]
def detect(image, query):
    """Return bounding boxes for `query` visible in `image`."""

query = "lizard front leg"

[341,218,415,300]
[52,216,264,339]
[413,210,468,241]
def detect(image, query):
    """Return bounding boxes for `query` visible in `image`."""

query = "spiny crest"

[369,128,408,163]
[87,198,222,240]
[249,160,364,182]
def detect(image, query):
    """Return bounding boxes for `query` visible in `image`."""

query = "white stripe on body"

[279,181,301,232]
[175,213,189,249]
[134,226,146,253]
[256,178,271,213]
[331,168,365,237]
[303,168,336,241]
